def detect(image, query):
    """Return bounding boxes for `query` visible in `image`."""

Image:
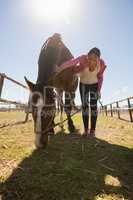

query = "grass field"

[0,112,133,200]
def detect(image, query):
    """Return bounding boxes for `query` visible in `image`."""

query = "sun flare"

[31,0,76,23]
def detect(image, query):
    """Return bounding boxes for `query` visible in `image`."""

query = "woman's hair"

[88,47,101,57]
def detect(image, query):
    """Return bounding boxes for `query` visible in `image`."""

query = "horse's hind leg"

[64,92,76,133]
[60,102,65,132]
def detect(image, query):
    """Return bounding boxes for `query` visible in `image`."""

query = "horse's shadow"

[0,133,133,200]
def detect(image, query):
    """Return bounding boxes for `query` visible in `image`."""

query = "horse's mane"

[36,36,74,88]
[37,38,61,85]
[40,37,50,52]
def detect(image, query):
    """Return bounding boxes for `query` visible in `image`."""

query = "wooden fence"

[100,96,133,122]
[1,72,133,126]
[0,73,29,126]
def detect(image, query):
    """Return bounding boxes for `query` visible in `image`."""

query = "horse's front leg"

[56,89,65,131]
[64,91,76,133]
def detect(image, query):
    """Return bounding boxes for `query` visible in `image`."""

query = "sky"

[0,0,133,105]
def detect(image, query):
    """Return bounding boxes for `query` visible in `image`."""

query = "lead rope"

[43,107,81,134]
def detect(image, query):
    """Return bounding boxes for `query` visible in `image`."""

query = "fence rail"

[0,98,26,106]
[100,96,133,122]
[0,73,29,127]
[0,73,28,97]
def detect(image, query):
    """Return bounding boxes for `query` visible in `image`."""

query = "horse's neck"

[37,43,73,87]
[37,46,60,85]
[57,46,73,66]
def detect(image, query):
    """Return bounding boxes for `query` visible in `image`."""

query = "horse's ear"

[24,76,35,91]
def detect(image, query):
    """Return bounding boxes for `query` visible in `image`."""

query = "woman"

[60,47,107,137]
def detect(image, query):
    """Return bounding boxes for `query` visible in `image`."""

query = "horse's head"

[24,77,55,149]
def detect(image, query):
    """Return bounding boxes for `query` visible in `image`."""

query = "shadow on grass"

[0,132,133,200]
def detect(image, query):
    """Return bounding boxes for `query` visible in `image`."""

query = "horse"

[25,33,78,148]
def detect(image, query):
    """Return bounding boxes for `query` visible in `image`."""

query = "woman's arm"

[60,56,81,68]
[97,59,107,93]
[59,55,87,73]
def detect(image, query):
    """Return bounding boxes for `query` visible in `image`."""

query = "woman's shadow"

[0,133,133,200]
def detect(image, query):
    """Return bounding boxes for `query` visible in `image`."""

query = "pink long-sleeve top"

[59,55,106,93]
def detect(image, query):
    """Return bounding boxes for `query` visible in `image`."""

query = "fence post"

[0,74,4,98]
[102,106,104,116]
[110,104,113,117]
[105,105,108,116]
[127,98,133,122]
[116,102,120,119]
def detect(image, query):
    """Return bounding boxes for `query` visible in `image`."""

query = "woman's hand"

[97,91,101,100]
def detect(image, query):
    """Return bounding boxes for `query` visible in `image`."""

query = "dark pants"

[79,82,98,131]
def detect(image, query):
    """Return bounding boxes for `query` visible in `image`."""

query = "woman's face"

[87,53,99,72]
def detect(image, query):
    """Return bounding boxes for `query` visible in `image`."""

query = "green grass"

[0,113,133,200]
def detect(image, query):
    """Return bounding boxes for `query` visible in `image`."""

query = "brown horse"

[25,33,78,148]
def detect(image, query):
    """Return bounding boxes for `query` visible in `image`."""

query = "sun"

[31,0,75,23]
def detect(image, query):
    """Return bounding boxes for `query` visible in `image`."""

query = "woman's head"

[88,47,101,58]
[87,47,101,72]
